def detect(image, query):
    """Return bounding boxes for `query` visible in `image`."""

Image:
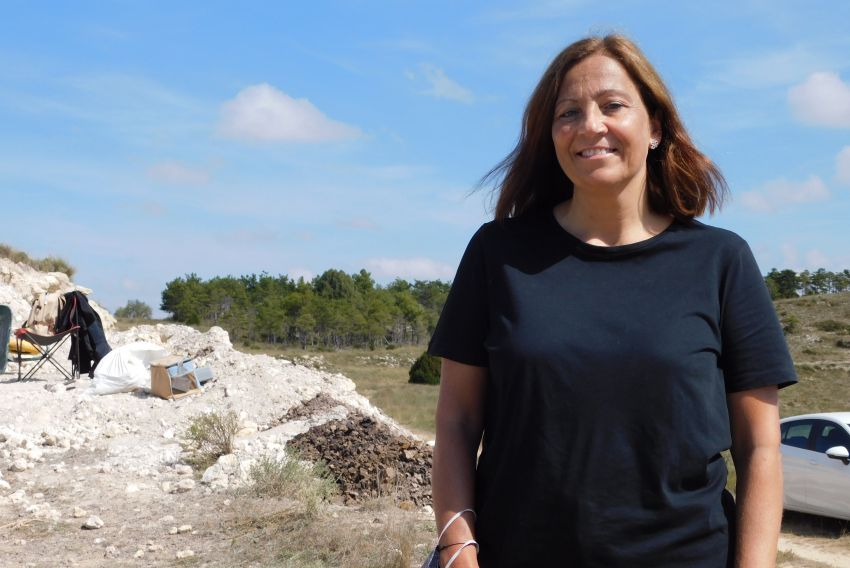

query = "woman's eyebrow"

[555,89,633,105]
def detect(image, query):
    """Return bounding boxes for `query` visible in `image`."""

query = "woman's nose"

[579,106,606,134]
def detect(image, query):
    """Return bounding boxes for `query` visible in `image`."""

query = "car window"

[814,422,850,453]
[781,421,814,450]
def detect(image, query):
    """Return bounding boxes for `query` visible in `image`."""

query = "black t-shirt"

[428,209,796,567]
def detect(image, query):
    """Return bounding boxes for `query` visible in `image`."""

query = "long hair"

[485,34,727,221]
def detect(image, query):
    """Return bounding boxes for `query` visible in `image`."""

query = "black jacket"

[55,291,112,377]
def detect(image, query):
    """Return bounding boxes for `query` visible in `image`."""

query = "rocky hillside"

[0,258,433,566]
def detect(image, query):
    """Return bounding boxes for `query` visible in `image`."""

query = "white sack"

[87,341,168,395]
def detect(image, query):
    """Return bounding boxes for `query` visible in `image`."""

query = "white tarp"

[87,341,169,395]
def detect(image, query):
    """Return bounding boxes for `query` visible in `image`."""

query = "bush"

[837,339,850,349]
[183,410,240,470]
[114,299,153,320]
[248,450,337,516]
[408,352,441,385]
[0,243,76,278]
[814,320,850,333]
[782,315,800,335]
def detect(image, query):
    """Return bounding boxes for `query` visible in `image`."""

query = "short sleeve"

[720,241,797,392]
[427,225,490,367]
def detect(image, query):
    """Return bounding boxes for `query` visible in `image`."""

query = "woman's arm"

[728,385,782,568]
[432,358,487,568]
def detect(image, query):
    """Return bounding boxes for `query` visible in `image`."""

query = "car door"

[780,419,816,513]
[803,420,850,520]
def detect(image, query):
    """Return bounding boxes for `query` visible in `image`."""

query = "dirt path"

[780,535,850,567]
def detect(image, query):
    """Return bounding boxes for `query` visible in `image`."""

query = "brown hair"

[485,34,727,221]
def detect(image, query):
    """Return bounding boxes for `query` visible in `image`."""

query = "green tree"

[764,269,798,299]
[114,299,152,319]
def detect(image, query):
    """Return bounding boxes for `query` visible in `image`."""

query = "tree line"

[764,268,850,299]
[152,267,850,349]
[159,270,450,349]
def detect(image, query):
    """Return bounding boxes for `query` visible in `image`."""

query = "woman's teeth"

[579,148,615,157]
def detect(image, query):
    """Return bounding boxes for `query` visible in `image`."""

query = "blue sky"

[2,1,849,315]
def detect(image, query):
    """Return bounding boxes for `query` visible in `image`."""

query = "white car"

[780,412,850,520]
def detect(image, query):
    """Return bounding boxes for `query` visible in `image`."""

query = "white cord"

[444,540,479,568]
[437,508,476,544]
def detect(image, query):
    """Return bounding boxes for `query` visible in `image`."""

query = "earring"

[649,139,659,150]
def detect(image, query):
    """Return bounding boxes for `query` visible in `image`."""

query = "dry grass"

[246,451,338,517]
[776,549,836,567]
[182,410,241,470]
[225,492,434,568]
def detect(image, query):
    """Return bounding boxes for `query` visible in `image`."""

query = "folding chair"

[14,326,80,382]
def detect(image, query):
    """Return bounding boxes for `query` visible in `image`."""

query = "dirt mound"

[289,413,432,506]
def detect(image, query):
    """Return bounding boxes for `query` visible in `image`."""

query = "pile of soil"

[288,413,433,506]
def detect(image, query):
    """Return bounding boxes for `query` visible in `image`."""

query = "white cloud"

[146,160,210,185]
[739,175,830,212]
[417,64,475,104]
[780,243,799,268]
[218,83,360,142]
[709,46,839,90]
[365,257,456,281]
[788,72,850,128]
[805,249,830,268]
[836,146,850,184]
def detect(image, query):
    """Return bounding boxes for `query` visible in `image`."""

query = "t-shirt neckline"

[545,207,679,257]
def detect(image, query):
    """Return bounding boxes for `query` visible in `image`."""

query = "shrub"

[183,410,240,470]
[248,450,337,516]
[814,320,850,333]
[837,339,850,349]
[114,299,153,320]
[0,243,76,278]
[782,315,800,335]
[408,352,441,385]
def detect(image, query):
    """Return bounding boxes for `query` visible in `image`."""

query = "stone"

[104,545,119,558]
[177,524,192,533]
[125,483,140,494]
[168,527,179,535]
[0,479,10,490]
[134,549,145,559]
[83,515,104,529]
[9,489,26,503]
[160,482,172,494]
[175,464,193,476]
[176,479,195,493]
[176,550,195,559]
[9,458,29,472]
[147,543,163,552]
[72,506,87,518]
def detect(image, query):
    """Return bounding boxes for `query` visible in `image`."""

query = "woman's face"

[552,54,659,196]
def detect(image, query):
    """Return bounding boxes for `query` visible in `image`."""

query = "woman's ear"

[651,115,662,147]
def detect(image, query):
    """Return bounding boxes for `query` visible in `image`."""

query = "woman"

[428,35,796,568]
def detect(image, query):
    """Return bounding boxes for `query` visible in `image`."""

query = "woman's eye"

[604,102,625,112]
[558,109,579,120]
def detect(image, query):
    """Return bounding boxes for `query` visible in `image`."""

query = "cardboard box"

[150,355,201,400]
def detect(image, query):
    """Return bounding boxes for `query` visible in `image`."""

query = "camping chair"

[14,326,80,382]
[1,305,11,374]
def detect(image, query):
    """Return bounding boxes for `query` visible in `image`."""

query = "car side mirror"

[826,446,850,464]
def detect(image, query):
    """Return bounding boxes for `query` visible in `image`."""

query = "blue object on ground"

[0,305,11,374]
